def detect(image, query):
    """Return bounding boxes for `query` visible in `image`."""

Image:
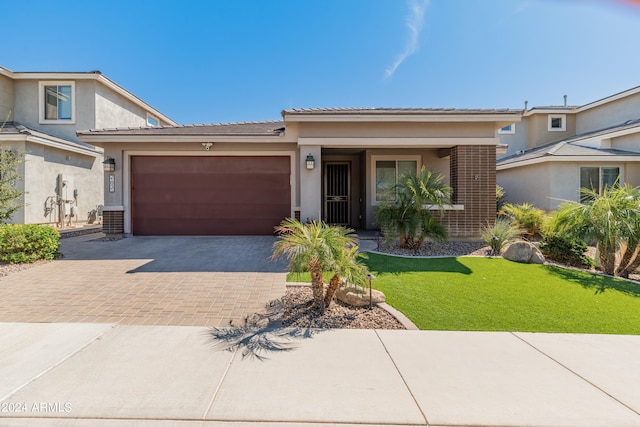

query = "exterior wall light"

[306,154,315,170]
[103,157,116,172]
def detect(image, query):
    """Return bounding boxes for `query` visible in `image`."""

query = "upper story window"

[146,114,159,127]
[548,114,566,131]
[39,81,75,124]
[498,123,515,134]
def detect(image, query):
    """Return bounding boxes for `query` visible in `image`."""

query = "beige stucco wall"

[0,74,14,123]
[497,119,529,158]
[20,141,102,225]
[526,113,576,149]
[611,133,640,154]
[577,92,640,134]
[298,121,497,138]
[95,82,154,129]
[497,163,552,210]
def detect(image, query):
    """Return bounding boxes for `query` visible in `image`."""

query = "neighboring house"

[497,86,640,210]
[0,66,175,226]
[77,108,521,238]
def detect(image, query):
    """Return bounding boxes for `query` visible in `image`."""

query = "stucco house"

[77,108,521,238]
[0,66,175,226]
[497,86,640,210]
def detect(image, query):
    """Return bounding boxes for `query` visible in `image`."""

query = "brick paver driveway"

[0,234,287,326]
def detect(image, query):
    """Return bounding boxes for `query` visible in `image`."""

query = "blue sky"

[4,0,640,124]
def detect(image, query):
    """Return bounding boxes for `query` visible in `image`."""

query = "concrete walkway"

[0,323,639,426]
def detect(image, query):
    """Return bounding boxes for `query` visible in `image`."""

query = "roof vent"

[564,95,567,107]
[516,149,526,155]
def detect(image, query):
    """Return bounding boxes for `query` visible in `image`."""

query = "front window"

[375,159,417,202]
[580,166,620,203]
[39,81,75,123]
[498,124,515,134]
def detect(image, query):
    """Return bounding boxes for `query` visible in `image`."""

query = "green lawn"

[363,253,640,334]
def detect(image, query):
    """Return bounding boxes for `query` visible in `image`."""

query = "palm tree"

[553,185,637,276]
[323,245,369,308]
[375,166,450,249]
[272,218,363,313]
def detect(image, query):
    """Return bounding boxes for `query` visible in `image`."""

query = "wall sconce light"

[306,154,315,170]
[102,157,116,172]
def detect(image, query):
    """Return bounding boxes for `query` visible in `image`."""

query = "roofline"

[1,132,102,157]
[77,134,292,145]
[577,85,640,113]
[497,154,640,170]
[523,108,577,116]
[0,66,177,126]
[282,110,522,123]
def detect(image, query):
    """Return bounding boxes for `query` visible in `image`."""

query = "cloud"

[385,0,429,79]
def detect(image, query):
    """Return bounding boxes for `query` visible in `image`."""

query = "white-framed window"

[498,123,516,134]
[548,114,566,131]
[146,114,159,127]
[579,166,620,203]
[371,155,420,203]
[39,81,75,124]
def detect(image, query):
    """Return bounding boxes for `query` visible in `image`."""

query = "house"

[77,108,521,238]
[497,87,640,210]
[0,66,176,226]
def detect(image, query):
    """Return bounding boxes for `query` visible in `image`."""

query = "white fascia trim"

[284,114,522,123]
[120,150,297,234]
[11,71,176,126]
[577,86,640,113]
[1,133,101,157]
[424,204,464,211]
[524,108,576,116]
[78,134,293,144]
[298,137,499,148]
[497,155,640,170]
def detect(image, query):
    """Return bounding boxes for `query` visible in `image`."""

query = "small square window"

[548,114,566,131]
[39,81,75,124]
[146,114,159,127]
[498,124,515,134]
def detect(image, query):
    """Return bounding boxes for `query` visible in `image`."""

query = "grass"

[361,253,640,334]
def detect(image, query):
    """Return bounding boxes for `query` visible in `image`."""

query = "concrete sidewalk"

[1,323,639,426]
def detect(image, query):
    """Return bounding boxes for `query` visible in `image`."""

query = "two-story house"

[0,66,175,226]
[496,87,640,210]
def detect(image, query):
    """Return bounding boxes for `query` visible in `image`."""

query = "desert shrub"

[496,184,506,213]
[481,218,520,255]
[0,224,60,264]
[539,234,594,269]
[500,202,545,239]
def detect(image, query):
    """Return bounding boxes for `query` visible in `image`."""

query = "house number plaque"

[109,175,115,193]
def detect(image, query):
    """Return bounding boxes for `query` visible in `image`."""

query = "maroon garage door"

[131,156,291,235]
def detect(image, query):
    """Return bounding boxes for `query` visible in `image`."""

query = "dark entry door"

[324,162,350,225]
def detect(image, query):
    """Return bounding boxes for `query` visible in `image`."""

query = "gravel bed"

[0,260,51,278]
[376,240,491,257]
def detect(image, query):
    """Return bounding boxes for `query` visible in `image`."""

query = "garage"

[130,156,291,235]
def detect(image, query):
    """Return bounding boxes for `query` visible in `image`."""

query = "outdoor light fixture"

[102,157,116,172]
[306,154,315,170]
[367,273,376,309]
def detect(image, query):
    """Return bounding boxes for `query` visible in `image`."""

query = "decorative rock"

[503,241,545,264]
[336,286,386,307]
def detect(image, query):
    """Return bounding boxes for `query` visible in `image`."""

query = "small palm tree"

[272,218,363,313]
[324,245,369,308]
[375,167,450,249]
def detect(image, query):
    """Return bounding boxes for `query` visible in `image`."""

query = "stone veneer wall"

[102,210,124,234]
[437,145,496,239]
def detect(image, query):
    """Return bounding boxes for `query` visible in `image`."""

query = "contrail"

[385,0,429,79]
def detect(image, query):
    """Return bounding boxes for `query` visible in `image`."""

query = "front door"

[323,162,350,225]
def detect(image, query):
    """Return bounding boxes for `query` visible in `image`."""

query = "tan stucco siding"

[0,74,14,122]
[497,118,529,158]
[298,122,497,139]
[578,92,640,134]
[497,163,552,210]
[624,162,640,187]
[95,82,153,129]
[21,141,102,224]
[611,133,640,154]
[527,113,576,149]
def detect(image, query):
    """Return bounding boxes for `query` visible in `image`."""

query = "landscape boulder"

[336,286,386,307]
[503,241,545,264]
